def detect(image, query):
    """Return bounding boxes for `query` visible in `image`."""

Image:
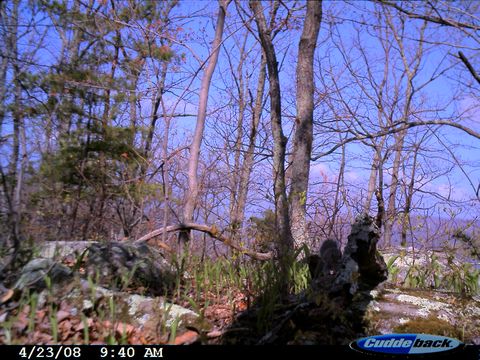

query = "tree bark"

[364,139,386,212]
[250,0,292,258]
[383,129,406,247]
[0,6,7,138]
[231,54,267,234]
[382,12,426,247]
[401,142,420,246]
[228,34,247,233]
[7,0,22,258]
[182,0,230,243]
[289,0,322,252]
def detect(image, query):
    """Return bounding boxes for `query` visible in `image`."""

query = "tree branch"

[311,119,480,161]
[458,51,480,85]
[377,0,480,31]
[135,222,273,261]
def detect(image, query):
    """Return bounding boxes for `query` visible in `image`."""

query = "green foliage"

[39,125,138,186]
[30,122,153,240]
[399,251,480,295]
[248,209,277,252]
[440,262,479,294]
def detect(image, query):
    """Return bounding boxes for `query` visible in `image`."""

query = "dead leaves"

[0,289,14,304]
[173,330,198,345]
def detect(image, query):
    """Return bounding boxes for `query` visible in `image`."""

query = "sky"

[2,0,479,227]
[175,1,480,216]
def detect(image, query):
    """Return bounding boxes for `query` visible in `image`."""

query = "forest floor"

[0,241,479,345]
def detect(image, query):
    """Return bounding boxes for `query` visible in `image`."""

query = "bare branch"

[135,222,273,261]
[312,119,480,161]
[377,0,480,31]
[458,51,480,85]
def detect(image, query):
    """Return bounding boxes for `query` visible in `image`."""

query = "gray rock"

[14,258,72,291]
[382,248,479,292]
[125,292,199,329]
[39,241,94,259]
[84,242,176,295]
[365,287,480,343]
[39,278,202,339]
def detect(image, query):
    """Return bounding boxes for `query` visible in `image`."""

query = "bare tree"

[250,0,292,258]
[182,0,230,244]
[289,0,322,252]
[231,54,267,236]
[382,10,428,247]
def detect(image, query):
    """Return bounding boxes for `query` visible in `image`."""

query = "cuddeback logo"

[351,334,463,355]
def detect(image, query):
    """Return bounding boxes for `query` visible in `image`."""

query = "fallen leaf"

[59,320,74,340]
[36,309,47,322]
[114,322,135,336]
[174,330,198,345]
[13,311,29,332]
[235,299,248,311]
[0,312,8,322]
[206,330,223,338]
[74,317,93,332]
[0,289,14,304]
[56,310,70,322]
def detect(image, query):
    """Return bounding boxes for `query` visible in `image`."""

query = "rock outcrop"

[365,287,480,344]
[14,258,73,291]
[14,240,179,301]
[84,242,176,295]
[35,278,205,341]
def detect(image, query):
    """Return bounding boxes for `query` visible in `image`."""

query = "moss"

[393,315,462,339]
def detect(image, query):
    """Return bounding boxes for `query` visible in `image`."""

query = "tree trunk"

[289,0,322,252]
[8,0,22,257]
[401,142,420,247]
[328,141,345,239]
[0,23,7,137]
[228,35,247,233]
[161,98,172,246]
[182,0,230,243]
[250,0,292,258]
[383,130,406,247]
[232,54,267,235]
[144,61,168,169]
[382,11,426,247]
[364,138,386,212]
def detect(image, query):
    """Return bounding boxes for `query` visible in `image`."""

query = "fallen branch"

[135,222,273,261]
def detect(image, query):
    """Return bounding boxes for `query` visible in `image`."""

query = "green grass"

[0,244,312,344]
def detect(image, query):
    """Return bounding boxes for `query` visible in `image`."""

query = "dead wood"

[135,222,273,261]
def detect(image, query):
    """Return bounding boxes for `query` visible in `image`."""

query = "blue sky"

[166,1,480,216]
[1,0,479,226]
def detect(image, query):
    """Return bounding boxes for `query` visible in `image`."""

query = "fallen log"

[135,222,273,261]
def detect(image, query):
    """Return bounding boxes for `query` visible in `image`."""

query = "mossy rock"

[393,315,463,340]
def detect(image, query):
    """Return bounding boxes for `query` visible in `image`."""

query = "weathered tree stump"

[329,213,388,298]
[308,213,387,299]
